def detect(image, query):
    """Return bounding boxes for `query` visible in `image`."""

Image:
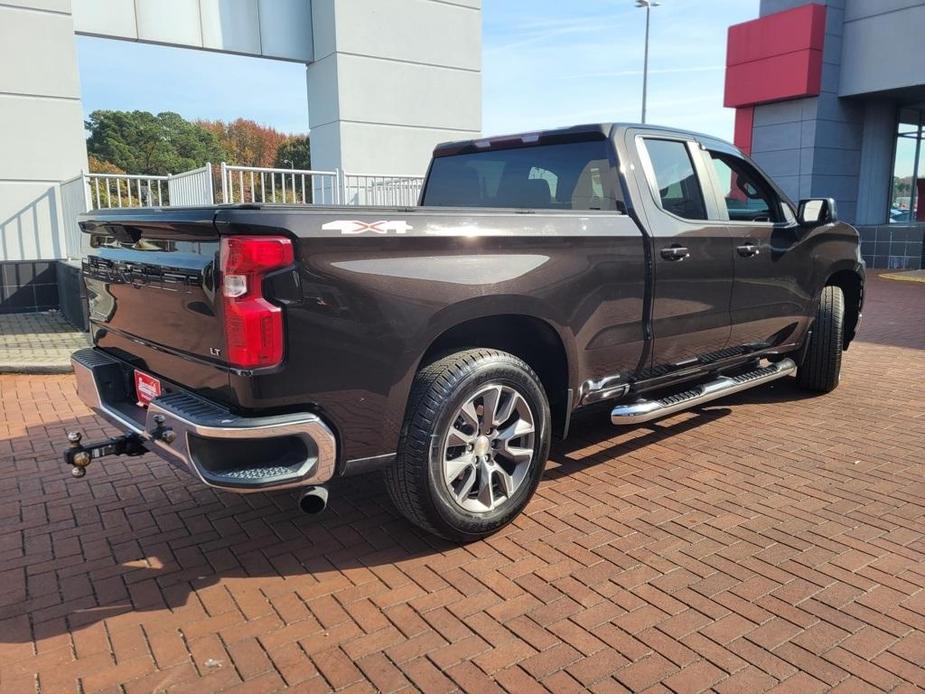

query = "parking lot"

[1,276,923,692]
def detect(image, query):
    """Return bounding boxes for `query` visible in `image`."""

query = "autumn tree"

[87,154,125,174]
[197,118,291,167]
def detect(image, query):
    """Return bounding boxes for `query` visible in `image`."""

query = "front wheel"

[796,285,845,393]
[385,349,551,542]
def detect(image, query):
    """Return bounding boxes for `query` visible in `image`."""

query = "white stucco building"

[0,0,481,315]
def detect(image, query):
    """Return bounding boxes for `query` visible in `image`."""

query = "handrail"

[224,164,338,177]
[86,172,170,181]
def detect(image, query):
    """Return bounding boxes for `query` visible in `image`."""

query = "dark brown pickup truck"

[67,123,864,541]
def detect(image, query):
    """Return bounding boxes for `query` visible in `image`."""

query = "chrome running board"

[610,359,797,426]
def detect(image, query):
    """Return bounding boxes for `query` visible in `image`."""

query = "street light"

[635,0,660,124]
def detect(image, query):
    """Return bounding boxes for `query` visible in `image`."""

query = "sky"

[76,36,311,134]
[481,0,758,138]
[76,0,760,141]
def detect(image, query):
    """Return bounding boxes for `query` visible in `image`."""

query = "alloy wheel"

[441,383,536,513]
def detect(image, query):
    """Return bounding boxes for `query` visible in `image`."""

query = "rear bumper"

[72,348,337,493]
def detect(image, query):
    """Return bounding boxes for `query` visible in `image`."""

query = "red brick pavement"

[0,276,923,692]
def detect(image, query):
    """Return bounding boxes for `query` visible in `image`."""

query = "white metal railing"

[77,165,425,209]
[221,163,340,205]
[342,172,424,207]
[50,162,424,258]
[220,164,424,206]
[57,163,426,258]
[167,163,214,206]
[86,172,170,209]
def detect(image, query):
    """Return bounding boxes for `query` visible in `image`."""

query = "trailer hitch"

[64,431,147,478]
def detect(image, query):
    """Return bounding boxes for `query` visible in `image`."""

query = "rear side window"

[643,138,708,221]
[422,140,621,211]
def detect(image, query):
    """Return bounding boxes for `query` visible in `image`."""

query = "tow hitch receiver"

[64,431,147,478]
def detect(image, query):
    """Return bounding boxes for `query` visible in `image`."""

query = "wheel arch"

[824,267,863,349]
[418,313,573,437]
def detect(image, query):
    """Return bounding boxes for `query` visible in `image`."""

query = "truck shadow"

[547,376,818,478]
[544,406,732,481]
[0,378,814,645]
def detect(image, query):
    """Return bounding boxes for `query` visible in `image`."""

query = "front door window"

[708,151,782,223]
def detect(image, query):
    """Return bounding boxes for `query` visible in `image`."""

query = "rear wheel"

[385,349,550,542]
[797,285,845,393]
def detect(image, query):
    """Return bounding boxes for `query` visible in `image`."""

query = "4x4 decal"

[322,220,413,235]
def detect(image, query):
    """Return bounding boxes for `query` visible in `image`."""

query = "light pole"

[636,0,660,124]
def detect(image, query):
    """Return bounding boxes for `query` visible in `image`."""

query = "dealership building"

[726,0,925,269]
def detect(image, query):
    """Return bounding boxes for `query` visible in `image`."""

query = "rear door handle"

[737,242,760,257]
[660,246,690,261]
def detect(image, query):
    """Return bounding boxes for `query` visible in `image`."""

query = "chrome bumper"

[72,348,337,493]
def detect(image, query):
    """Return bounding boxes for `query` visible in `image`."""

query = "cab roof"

[432,122,736,157]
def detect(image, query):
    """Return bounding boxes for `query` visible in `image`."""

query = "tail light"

[220,236,294,369]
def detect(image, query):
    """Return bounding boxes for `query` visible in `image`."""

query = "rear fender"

[377,295,578,453]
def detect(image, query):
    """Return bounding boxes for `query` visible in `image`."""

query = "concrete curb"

[0,364,74,375]
[879,270,925,283]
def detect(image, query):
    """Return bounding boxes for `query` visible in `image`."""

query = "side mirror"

[798,197,837,226]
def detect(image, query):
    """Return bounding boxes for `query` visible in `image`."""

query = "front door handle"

[660,246,690,261]
[737,242,760,257]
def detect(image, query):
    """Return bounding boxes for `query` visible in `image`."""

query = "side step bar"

[611,359,797,426]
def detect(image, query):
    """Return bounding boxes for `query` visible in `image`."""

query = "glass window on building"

[890,108,924,224]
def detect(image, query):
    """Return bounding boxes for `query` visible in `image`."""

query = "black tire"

[797,285,845,393]
[385,349,551,542]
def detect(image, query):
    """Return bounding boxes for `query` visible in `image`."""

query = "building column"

[0,1,88,264]
[306,0,481,176]
[855,100,896,225]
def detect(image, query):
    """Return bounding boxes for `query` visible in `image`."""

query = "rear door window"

[642,138,708,221]
[422,140,621,211]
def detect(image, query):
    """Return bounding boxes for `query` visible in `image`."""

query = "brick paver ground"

[0,276,923,692]
[0,312,89,374]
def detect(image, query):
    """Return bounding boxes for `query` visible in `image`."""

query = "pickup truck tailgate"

[80,208,229,397]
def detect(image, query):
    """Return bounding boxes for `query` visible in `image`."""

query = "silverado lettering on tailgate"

[83,256,202,293]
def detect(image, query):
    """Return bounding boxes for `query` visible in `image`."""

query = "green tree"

[275,136,311,170]
[85,110,226,175]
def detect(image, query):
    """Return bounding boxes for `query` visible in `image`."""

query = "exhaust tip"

[298,486,328,515]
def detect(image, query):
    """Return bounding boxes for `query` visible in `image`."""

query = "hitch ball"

[151,415,176,445]
[66,432,92,478]
[63,431,146,482]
